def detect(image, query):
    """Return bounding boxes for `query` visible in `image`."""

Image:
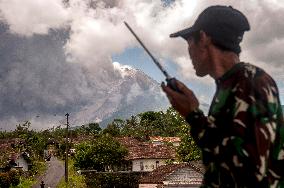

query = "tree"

[14,121,31,139]
[74,134,128,171]
[120,115,141,137]
[102,119,124,136]
[176,124,201,161]
[88,123,102,134]
[120,107,187,138]
[0,130,13,139]
[27,133,47,158]
[81,123,102,135]
[138,111,162,137]
[11,121,48,160]
[163,107,186,136]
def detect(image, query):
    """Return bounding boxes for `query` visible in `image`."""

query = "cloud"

[113,62,135,78]
[0,26,125,130]
[0,30,85,116]
[0,0,69,36]
[65,12,131,65]
[0,0,283,129]
[1,0,284,71]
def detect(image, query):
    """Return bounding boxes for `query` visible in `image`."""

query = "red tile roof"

[116,137,176,160]
[139,161,204,184]
[149,136,181,143]
[0,138,25,166]
[71,135,95,144]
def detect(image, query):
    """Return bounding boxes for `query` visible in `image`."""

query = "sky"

[0,0,283,130]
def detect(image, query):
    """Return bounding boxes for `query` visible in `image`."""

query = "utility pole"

[65,113,69,184]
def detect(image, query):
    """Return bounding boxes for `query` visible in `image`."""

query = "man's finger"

[162,82,180,98]
[175,80,194,97]
[175,80,188,92]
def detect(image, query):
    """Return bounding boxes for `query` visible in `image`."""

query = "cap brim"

[170,27,196,39]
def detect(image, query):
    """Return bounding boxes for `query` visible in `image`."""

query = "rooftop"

[139,161,204,184]
[149,136,181,143]
[116,137,176,160]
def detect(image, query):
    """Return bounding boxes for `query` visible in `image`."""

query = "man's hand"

[161,79,199,117]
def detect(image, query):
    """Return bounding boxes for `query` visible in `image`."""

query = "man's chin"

[195,71,206,77]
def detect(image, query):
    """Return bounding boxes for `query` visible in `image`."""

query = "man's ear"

[199,30,211,47]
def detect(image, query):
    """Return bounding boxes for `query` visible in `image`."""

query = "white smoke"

[1,0,284,73]
[0,0,283,130]
[0,0,69,36]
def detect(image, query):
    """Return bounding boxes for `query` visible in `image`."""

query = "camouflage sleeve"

[186,109,221,149]
[229,73,278,183]
[186,72,283,185]
[249,73,284,183]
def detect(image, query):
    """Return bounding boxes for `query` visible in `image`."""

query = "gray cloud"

[0,27,80,116]
[0,0,283,129]
[0,24,125,130]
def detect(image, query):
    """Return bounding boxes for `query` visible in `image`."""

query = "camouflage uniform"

[186,62,284,187]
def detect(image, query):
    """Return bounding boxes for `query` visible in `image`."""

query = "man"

[162,5,284,187]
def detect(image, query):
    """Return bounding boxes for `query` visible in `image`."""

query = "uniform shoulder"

[237,62,275,83]
[240,62,278,92]
[239,62,264,79]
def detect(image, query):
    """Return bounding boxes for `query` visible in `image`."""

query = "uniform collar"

[215,62,244,85]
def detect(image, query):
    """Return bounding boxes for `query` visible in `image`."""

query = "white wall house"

[116,137,177,172]
[132,158,166,172]
[139,162,204,188]
[15,156,28,171]
[149,136,181,147]
[15,153,30,171]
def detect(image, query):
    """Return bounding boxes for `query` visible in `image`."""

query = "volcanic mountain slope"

[73,63,169,127]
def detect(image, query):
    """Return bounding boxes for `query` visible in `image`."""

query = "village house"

[139,162,204,188]
[13,152,31,171]
[149,136,181,147]
[0,138,31,171]
[116,137,177,172]
[0,138,22,165]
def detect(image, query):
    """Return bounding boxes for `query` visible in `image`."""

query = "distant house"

[116,137,176,172]
[139,162,204,188]
[0,138,24,167]
[11,152,31,171]
[149,136,181,147]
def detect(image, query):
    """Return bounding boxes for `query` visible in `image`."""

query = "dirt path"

[32,156,64,188]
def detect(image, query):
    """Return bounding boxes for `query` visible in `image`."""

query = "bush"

[0,172,10,187]
[9,170,20,186]
[83,171,148,188]
[74,135,128,171]
[0,170,20,187]
[57,159,86,188]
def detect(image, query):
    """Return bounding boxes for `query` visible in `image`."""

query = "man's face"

[187,36,209,77]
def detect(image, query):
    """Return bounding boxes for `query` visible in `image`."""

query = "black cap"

[170,5,250,51]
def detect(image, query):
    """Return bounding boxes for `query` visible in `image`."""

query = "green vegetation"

[0,170,20,187]
[57,160,86,188]
[117,108,185,138]
[74,134,128,171]
[176,124,201,161]
[0,121,48,187]
[0,107,201,187]
[83,171,148,188]
[10,161,46,187]
[10,177,36,188]
[101,107,201,162]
